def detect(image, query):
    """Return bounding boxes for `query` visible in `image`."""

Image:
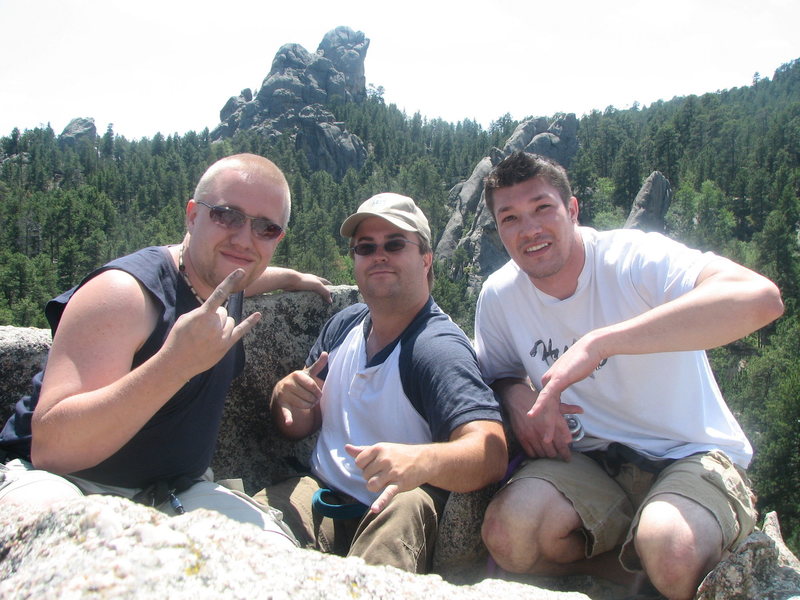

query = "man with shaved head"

[0,154,328,545]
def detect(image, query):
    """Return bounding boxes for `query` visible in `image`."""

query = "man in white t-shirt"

[474,152,784,599]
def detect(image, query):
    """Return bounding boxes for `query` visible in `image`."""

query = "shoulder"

[587,227,693,256]
[62,269,158,330]
[588,228,715,299]
[47,247,172,332]
[317,303,370,352]
[46,267,160,373]
[479,259,526,305]
[401,301,476,366]
[587,228,709,269]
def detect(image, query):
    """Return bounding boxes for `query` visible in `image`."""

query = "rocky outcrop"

[0,326,50,410]
[0,495,596,600]
[500,114,579,169]
[623,171,673,232]
[58,117,97,148]
[211,26,368,179]
[2,289,799,599]
[696,512,800,599]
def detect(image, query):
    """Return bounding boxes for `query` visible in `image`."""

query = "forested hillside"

[1,59,799,552]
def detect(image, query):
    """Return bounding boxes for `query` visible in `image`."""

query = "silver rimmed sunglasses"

[196,200,283,240]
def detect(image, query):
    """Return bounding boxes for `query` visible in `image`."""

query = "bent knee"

[0,469,83,507]
[636,496,723,598]
[481,479,579,573]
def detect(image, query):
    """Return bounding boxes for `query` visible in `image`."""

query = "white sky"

[2,0,799,140]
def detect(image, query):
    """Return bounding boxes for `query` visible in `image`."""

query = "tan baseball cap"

[340,193,431,246]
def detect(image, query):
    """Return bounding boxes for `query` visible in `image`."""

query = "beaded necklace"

[178,244,205,305]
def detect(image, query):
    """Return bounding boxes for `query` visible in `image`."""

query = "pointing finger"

[203,269,245,311]
[305,352,329,379]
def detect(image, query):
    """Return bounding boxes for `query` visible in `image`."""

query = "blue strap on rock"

[312,488,368,520]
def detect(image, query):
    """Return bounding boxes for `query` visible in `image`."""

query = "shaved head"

[194,153,291,227]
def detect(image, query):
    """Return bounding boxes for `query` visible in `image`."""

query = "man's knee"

[481,478,580,573]
[0,467,84,507]
[174,481,298,548]
[635,494,723,599]
[349,486,446,573]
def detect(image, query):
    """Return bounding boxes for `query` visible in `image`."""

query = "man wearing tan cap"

[257,193,507,573]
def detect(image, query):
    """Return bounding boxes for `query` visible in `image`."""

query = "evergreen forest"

[1,59,799,553]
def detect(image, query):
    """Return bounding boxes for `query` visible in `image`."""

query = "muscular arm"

[245,266,331,302]
[530,257,784,457]
[579,256,782,358]
[31,269,259,474]
[346,419,508,513]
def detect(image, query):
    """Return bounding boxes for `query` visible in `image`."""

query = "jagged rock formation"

[499,115,579,169]
[1,291,799,598]
[58,117,96,148]
[435,117,674,293]
[624,171,673,232]
[211,26,368,179]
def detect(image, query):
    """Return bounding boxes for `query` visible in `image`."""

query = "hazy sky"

[2,0,799,140]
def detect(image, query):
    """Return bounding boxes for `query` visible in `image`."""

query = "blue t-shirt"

[0,246,245,488]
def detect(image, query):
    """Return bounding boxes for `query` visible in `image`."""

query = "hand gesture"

[272,352,328,427]
[164,269,261,378]
[503,382,580,461]
[526,335,602,459]
[345,443,424,514]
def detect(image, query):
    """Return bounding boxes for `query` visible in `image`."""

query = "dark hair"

[418,235,435,290]
[484,152,573,215]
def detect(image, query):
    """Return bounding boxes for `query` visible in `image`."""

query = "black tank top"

[0,246,245,488]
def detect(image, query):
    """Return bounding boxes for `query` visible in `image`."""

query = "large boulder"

[0,495,592,600]
[624,171,673,232]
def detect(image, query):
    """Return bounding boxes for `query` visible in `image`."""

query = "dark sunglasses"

[196,200,284,240]
[349,238,421,256]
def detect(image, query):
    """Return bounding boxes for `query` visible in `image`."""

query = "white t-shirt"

[309,299,502,505]
[474,227,753,467]
[311,320,432,505]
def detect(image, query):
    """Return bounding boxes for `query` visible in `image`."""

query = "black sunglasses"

[196,200,284,240]
[349,238,421,256]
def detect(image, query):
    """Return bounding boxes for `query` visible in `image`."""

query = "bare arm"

[245,266,331,302]
[345,419,507,513]
[31,268,260,474]
[529,257,784,456]
[269,353,326,440]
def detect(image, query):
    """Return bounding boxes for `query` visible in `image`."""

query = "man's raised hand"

[272,352,328,427]
[165,269,262,377]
